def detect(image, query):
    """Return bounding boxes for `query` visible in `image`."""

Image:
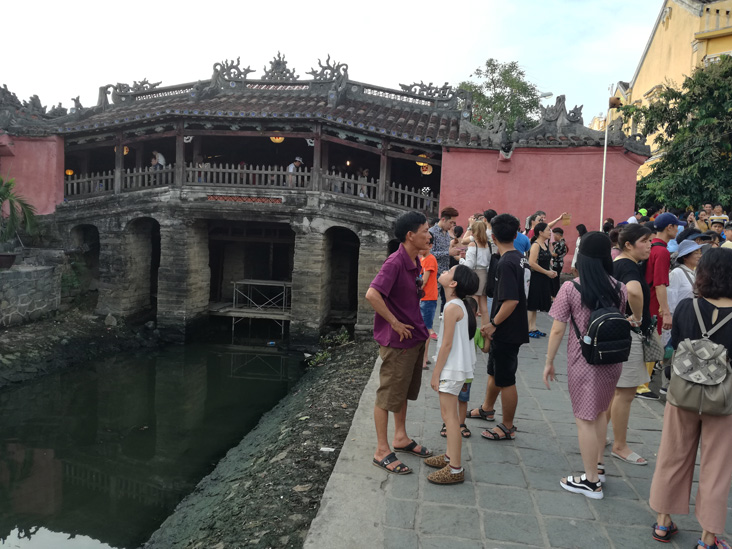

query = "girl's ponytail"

[453,266,479,339]
[462,297,478,340]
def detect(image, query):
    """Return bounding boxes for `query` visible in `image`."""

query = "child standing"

[439,297,490,439]
[425,265,479,484]
[419,236,439,370]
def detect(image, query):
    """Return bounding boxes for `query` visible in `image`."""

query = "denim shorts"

[420,300,437,330]
[458,381,472,403]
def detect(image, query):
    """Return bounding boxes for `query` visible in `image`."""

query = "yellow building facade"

[611,0,732,177]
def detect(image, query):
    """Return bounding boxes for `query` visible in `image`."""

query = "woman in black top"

[527,222,557,337]
[609,224,652,466]
[649,249,732,549]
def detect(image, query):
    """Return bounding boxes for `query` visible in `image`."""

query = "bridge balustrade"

[321,171,378,200]
[184,163,312,188]
[123,165,174,191]
[63,163,438,214]
[64,170,115,198]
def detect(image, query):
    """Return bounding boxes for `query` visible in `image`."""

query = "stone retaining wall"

[0,266,60,327]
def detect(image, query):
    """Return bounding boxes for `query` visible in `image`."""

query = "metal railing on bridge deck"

[63,163,439,215]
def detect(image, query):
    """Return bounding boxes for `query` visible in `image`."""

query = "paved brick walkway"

[304,313,731,548]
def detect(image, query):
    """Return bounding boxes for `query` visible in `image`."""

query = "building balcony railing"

[63,163,438,214]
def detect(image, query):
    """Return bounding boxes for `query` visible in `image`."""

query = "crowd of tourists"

[365,203,732,549]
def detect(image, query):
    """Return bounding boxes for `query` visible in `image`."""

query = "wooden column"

[114,132,123,194]
[175,121,185,187]
[377,139,391,204]
[312,124,322,191]
[192,134,202,163]
[135,142,146,169]
[80,150,90,175]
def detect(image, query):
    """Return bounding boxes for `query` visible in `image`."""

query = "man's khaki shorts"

[375,342,426,413]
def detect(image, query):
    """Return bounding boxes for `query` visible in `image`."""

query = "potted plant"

[0,176,37,269]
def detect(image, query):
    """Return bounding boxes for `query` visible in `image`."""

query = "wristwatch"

[490,319,499,328]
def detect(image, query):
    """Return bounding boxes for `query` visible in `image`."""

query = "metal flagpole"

[600,107,610,229]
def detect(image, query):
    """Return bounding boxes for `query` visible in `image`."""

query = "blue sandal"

[696,538,731,549]
[529,330,541,338]
[651,521,677,542]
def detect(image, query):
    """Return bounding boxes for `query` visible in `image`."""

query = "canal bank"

[143,337,378,549]
[0,296,162,389]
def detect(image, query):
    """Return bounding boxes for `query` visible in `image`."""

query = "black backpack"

[484,240,501,298]
[569,281,632,365]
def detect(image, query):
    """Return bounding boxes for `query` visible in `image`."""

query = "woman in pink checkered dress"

[543,232,627,500]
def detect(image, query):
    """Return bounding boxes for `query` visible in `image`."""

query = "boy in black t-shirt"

[466,214,529,440]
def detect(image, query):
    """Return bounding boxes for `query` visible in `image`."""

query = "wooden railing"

[123,165,174,191]
[64,171,115,198]
[185,163,312,188]
[388,182,437,215]
[321,171,378,200]
[63,163,439,214]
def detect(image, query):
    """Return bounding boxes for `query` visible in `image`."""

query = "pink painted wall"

[439,147,647,271]
[0,134,64,215]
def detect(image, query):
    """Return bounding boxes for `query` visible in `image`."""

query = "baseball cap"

[295,156,304,163]
[654,212,686,231]
[637,208,648,216]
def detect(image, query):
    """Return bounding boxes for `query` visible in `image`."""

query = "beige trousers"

[649,402,732,533]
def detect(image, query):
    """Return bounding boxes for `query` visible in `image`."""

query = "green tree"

[458,59,541,132]
[621,55,732,208]
[0,176,37,241]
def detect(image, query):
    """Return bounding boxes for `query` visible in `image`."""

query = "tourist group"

[365,204,732,549]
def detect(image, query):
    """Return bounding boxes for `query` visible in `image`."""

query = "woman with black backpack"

[543,232,627,499]
[649,248,732,549]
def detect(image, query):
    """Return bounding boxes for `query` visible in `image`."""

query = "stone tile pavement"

[304,313,732,548]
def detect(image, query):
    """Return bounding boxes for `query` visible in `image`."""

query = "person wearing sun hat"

[627,208,648,225]
[668,240,703,314]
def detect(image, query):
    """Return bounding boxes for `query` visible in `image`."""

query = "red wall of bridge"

[0,134,64,216]
[439,146,647,271]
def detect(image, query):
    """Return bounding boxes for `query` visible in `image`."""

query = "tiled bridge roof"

[0,53,650,155]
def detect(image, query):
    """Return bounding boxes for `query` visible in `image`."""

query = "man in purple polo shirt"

[366,211,432,475]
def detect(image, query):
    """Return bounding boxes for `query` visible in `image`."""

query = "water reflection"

[0,344,303,549]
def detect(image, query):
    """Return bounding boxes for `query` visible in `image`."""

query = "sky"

[2,1,662,125]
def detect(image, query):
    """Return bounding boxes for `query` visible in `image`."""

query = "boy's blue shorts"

[458,381,472,403]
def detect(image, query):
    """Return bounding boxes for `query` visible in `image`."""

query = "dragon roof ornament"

[262,52,298,81]
[214,57,256,82]
[399,81,455,100]
[307,55,348,81]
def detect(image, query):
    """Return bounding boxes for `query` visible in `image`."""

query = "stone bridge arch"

[323,227,360,330]
[97,216,161,319]
[68,224,101,296]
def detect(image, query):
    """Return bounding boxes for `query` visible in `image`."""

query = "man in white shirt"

[287,157,304,187]
[626,208,647,224]
[152,150,166,169]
